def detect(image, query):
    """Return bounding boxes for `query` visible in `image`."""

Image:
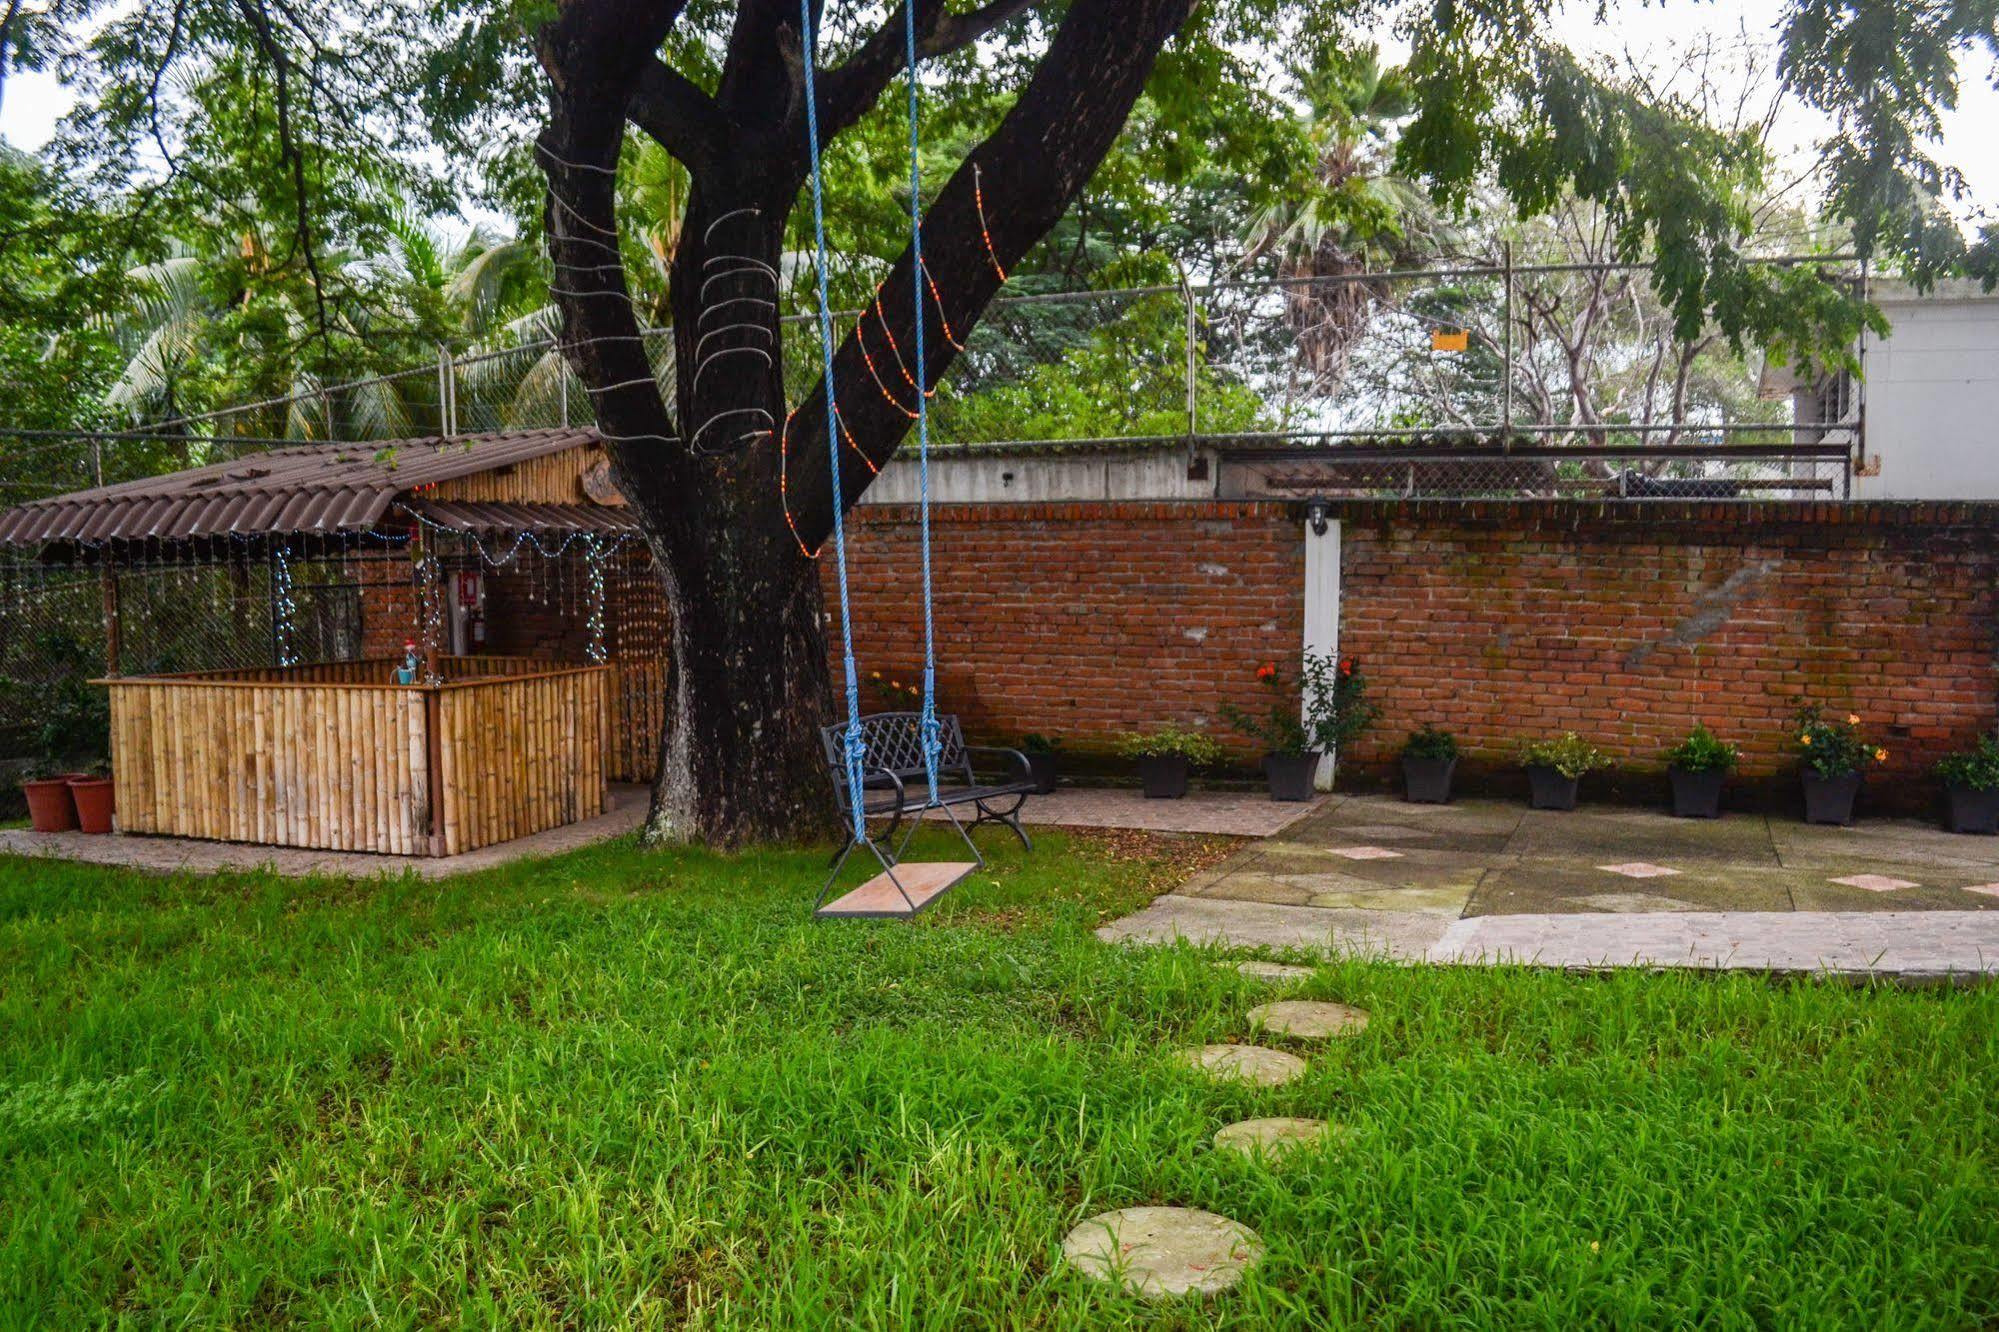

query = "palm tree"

[1243,47,1450,389]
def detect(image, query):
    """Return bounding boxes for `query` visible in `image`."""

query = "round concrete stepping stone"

[1213,1116,1336,1161]
[1246,1000,1369,1039]
[1231,959,1316,983]
[1172,1043,1307,1086]
[1061,1206,1263,1298]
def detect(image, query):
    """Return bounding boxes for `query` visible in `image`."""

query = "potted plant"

[1221,654,1380,801]
[1400,725,1459,804]
[1518,732,1607,811]
[68,759,115,835]
[1795,706,1883,826]
[1662,725,1737,819]
[1117,726,1222,800]
[1021,734,1063,795]
[1935,735,1999,835]
[19,760,80,833]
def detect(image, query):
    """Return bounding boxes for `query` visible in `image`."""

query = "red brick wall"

[833,498,1999,811]
[1333,500,1999,811]
[832,502,1303,765]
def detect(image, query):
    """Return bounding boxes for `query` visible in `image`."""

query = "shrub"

[1020,733,1062,755]
[1116,726,1223,765]
[1401,724,1459,762]
[1520,732,1608,779]
[1220,653,1379,757]
[1935,735,1999,792]
[1663,725,1738,774]
[1795,706,1885,778]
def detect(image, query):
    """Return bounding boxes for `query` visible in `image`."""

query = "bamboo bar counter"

[101,656,610,857]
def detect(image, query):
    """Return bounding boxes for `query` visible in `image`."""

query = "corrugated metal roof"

[407,500,641,535]
[0,428,606,547]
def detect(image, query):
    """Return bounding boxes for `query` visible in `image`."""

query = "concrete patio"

[1100,793,1999,981]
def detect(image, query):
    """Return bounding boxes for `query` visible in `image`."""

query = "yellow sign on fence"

[1430,328,1470,352]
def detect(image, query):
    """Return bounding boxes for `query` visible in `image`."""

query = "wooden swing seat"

[815,860,977,919]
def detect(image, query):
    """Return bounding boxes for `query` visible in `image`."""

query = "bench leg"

[973,798,1034,853]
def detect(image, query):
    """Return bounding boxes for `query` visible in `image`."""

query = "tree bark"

[536,0,1193,846]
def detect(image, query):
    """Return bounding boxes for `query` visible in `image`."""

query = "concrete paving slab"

[1097,894,1451,960]
[1428,910,1999,980]
[1769,819,1999,873]
[1504,808,1781,866]
[1466,864,1797,916]
[1013,788,1328,837]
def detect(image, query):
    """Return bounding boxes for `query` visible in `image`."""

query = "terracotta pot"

[68,776,114,834]
[1264,752,1320,802]
[21,777,78,833]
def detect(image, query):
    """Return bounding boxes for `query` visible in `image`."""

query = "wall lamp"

[1306,497,1331,537]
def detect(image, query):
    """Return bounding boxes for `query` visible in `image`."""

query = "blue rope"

[904,0,942,804]
[797,0,867,842]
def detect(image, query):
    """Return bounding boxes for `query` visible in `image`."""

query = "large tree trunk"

[536,0,1194,846]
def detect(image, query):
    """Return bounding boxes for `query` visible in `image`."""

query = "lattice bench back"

[819,712,971,786]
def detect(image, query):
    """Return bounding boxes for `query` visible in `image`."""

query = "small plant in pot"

[1662,725,1737,819]
[1222,654,1380,801]
[68,759,115,835]
[1400,725,1459,804]
[1117,727,1222,800]
[1518,733,1607,811]
[1795,706,1883,826]
[1020,734,1063,795]
[18,759,80,833]
[1934,735,1999,835]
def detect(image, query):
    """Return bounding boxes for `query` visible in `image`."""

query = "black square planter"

[1802,770,1861,826]
[1138,754,1190,799]
[1526,765,1579,811]
[1402,756,1456,804]
[1264,752,1320,802]
[1024,751,1060,795]
[1668,767,1725,819]
[1945,784,1999,835]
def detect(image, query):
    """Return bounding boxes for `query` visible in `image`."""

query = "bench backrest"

[820,712,970,785]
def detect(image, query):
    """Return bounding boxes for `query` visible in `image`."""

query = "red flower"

[1255,662,1277,682]
[1340,657,1358,676]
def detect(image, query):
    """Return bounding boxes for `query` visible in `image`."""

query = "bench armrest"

[963,745,1033,787]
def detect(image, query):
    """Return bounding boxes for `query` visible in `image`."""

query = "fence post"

[1501,241,1513,452]
[1181,274,1200,478]
[436,344,457,438]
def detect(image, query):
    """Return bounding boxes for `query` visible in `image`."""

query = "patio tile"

[1597,862,1681,879]
[1466,864,1796,916]
[1965,882,1999,898]
[1305,882,1477,916]
[1327,845,1402,861]
[1828,873,1919,892]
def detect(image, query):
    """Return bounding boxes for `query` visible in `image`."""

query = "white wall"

[1853,282,1999,500]
[859,447,1216,504]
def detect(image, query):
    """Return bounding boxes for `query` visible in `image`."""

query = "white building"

[1767,278,1999,501]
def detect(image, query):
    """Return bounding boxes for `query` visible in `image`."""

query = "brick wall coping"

[852,498,1999,530]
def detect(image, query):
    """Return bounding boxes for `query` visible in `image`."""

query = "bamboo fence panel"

[102,663,609,857]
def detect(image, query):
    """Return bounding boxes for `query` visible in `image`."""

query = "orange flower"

[1846,713,1861,726]
[1800,734,1813,746]
[1874,747,1888,762]
[1255,662,1277,682]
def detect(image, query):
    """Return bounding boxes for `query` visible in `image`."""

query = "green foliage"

[25,631,109,765]
[1402,724,1459,762]
[1935,736,1999,793]
[1114,725,1222,765]
[1222,653,1379,757]
[1795,705,1885,779]
[1520,731,1608,780]
[1020,733,1062,755]
[1663,725,1739,775]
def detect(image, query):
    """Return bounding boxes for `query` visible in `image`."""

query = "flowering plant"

[866,669,922,710]
[1520,732,1608,779]
[1116,725,1223,764]
[1795,706,1885,778]
[1222,653,1380,757]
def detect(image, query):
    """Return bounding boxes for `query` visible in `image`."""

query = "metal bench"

[820,711,1035,862]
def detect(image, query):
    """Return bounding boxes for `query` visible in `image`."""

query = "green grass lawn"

[3,828,1997,1328]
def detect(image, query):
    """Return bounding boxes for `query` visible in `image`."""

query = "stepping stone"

[1213,1116,1337,1161]
[1172,1043,1308,1086]
[1598,861,1679,879]
[1830,873,1919,892]
[1061,1206,1263,1299]
[1231,960,1316,983]
[1965,882,1999,898]
[1246,1000,1369,1039]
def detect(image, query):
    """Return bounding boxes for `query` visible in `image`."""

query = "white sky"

[2,0,1994,231]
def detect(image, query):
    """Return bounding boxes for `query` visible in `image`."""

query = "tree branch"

[628,58,733,171]
[818,0,1045,138]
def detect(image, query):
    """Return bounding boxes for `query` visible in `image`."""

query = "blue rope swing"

[799,0,946,843]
